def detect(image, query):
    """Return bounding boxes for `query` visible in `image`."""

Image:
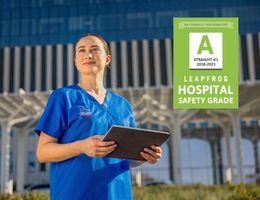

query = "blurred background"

[0,0,260,194]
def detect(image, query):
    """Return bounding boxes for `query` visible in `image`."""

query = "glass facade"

[0,0,260,47]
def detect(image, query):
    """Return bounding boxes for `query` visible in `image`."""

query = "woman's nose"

[85,53,93,59]
[88,53,93,59]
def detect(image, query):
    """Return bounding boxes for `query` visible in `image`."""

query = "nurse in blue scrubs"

[35,34,162,200]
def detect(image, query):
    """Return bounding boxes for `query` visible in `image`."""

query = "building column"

[216,137,224,184]
[223,125,233,183]
[16,130,27,193]
[231,111,243,183]
[252,139,260,182]
[168,141,174,181]
[171,114,182,184]
[0,123,12,193]
[210,140,217,184]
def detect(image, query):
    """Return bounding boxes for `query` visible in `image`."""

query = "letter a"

[197,35,213,54]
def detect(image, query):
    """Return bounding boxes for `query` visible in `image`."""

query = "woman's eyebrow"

[77,46,85,50]
[77,45,100,50]
[90,45,100,48]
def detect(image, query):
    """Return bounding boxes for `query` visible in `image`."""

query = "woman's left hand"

[140,145,162,164]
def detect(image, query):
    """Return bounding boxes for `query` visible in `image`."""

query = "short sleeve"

[35,91,67,139]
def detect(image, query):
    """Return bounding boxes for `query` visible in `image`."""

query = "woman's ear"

[106,55,112,67]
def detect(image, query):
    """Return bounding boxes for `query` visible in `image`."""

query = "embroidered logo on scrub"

[79,106,92,118]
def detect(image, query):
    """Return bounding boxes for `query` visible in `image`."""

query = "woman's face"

[74,36,111,75]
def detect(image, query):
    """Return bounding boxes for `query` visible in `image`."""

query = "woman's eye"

[91,48,99,52]
[79,49,85,53]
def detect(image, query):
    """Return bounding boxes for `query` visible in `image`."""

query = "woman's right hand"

[78,135,117,157]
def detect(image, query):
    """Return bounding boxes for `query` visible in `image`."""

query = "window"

[105,68,111,88]
[241,35,249,81]
[41,46,46,91]
[138,41,144,87]
[28,151,36,172]
[126,13,153,29]
[73,61,79,84]
[160,39,167,85]
[31,46,36,91]
[98,14,123,31]
[63,44,68,86]
[148,40,155,86]
[1,21,10,36]
[39,19,49,34]
[10,152,13,174]
[127,41,133,87]
[40,163,47,172]
[116,42,122,87]
[253,34,260,80]
[187,122,196,129]
[250,119,258,126]
[11,19,20,36]
[21,20,30,35]
[241,120,246,126]
[200,122,208,128]
[156,11,174,28]
[31,19,39,35]
[20,47,25,90]
[52,45,57,89]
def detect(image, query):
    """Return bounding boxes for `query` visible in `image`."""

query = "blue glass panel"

[40,7,49,18]
[1,10,10,20]
[0,39,4,46]
[200,122,208,128]
[59,17,68,32]
[21,19,30,35]
[241,120,246,126]
[21,8,30,18]
[31,19,39,35]
[50,7,59,18]
[187,123,196,129]
[11,8,20,19]
[69,6,77,16]
[1,1,10,9]
[59,34,68,44]
[39,19,49,34]
[250,119,258,126]
[31,8,40,18]
[10,19,20,36]
[212,123,220,128]
[1,21,9,36]
[31,0,40,7]
[19,36,29,46]
[22,0,31,8]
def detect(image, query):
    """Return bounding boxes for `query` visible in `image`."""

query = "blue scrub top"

[35,84,136,200]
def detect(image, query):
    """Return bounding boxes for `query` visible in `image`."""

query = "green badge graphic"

[173,18,238,109]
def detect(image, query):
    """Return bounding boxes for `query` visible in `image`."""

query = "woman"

[35,34,162,200]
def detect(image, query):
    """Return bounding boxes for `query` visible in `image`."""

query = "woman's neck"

[78,73,106,95]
